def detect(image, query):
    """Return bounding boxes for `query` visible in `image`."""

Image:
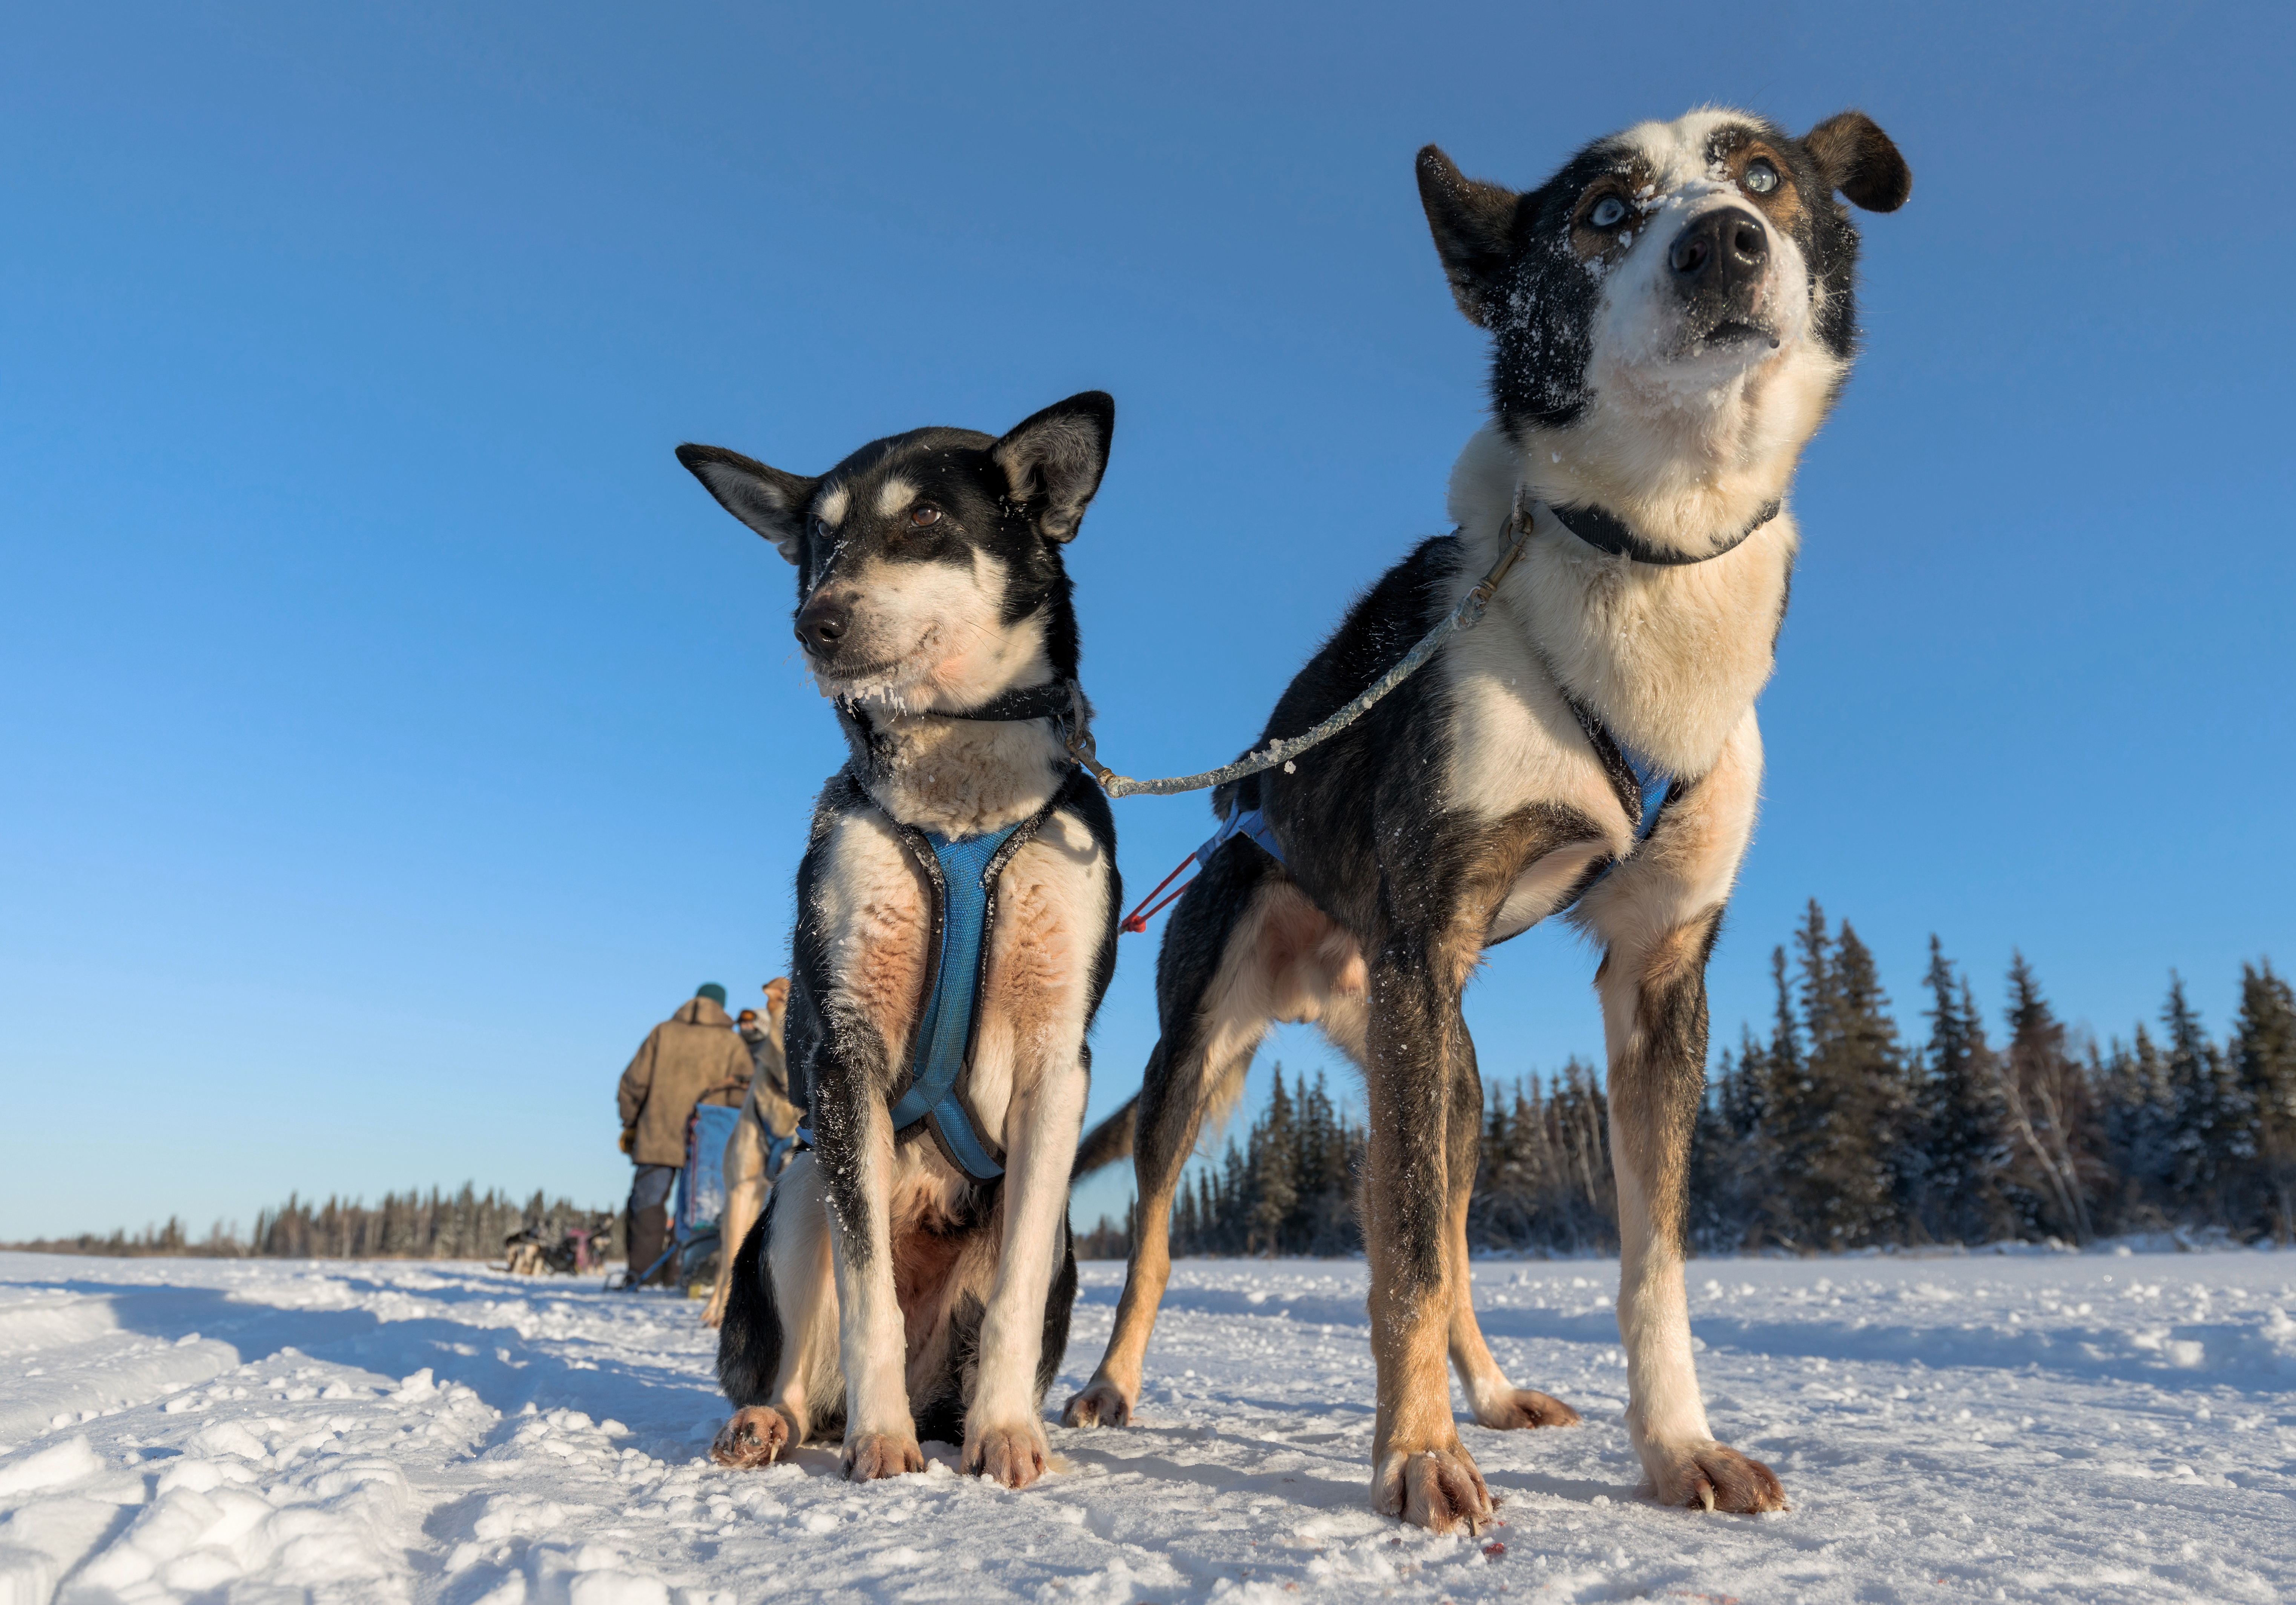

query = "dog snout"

[1668,206,1768,294]
[795,592,852,655]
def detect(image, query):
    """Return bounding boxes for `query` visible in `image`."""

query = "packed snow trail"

[2,1250,2292,1602]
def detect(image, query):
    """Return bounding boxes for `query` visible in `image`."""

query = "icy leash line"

[1065,503,1536,800]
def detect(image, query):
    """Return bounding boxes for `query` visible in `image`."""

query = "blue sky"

[3,2,2290,1240]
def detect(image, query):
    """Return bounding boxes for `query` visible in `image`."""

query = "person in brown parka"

[617,983,751,1286]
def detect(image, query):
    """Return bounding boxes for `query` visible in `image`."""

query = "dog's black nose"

[1669,206,1768,290]
[795,593,850,653]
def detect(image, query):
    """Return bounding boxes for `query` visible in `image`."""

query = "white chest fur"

[1443,427,1792,784]
[847,713,1071,840]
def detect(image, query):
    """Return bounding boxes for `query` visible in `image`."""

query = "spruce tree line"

[250,1185,617,1260]
[1079,901,2296,1258]
[1693,903,2296,1252]
[1159,1069,1369,1256]
[9,1187,619,1261]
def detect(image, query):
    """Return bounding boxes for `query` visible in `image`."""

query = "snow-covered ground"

[3,1249,2293,1603]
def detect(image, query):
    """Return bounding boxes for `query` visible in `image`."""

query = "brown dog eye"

[909,506,941,528]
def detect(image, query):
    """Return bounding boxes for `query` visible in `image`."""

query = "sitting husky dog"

[1063,112,1909,1530]
[676,393,1122,1488]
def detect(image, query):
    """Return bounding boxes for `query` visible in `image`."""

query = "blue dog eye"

[1590,197,1628,228]
[1745,160,1780,195]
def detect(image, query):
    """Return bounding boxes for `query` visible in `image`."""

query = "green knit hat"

[695,983,727,1005]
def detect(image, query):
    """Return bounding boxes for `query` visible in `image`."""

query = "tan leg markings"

[1068,884,1334,1429]
[1061,1205,1170,1428]
[1371,1279,1492,1535]
[1573,714,1783,1514]
[1604,918,1786,1514]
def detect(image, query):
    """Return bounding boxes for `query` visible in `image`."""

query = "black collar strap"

[938,679,1079,722]
[837,679,1079,725]
[1546,498,1780,566]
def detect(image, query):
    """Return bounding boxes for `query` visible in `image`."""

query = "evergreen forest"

[6,1187,617,1262]
[15,902,2291,1265]
[1076,902,2296,1259]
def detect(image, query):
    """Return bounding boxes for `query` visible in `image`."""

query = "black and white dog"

[676,393,1122,1488]
[1063,111,1910,1530]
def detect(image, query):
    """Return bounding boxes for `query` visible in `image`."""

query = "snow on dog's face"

[1418,109,1907,523]
[675,393,1113,712]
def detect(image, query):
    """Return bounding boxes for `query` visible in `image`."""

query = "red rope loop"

[1119,851,1197,934]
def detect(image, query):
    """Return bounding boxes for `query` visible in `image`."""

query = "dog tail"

[715,1193,780,1407]
[1071,1096,1136,1182]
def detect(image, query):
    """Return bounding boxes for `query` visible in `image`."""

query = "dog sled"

[503,1214,612,1277]
[609,1085,745,1291]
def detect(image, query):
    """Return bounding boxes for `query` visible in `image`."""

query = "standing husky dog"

[1063,111,1909,1530]
[677,393,1122,1488]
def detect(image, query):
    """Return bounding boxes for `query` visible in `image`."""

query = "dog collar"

[1546,498,1780,566]
[933,680,1080,723]
[836,678,1081,726]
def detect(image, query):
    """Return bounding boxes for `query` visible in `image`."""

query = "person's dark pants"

[626,1164,680,1286]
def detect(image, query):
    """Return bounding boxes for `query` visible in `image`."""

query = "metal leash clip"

[1057,681,1118,791]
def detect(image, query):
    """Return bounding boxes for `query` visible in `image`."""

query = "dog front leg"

[816,1076,925,1482]
[966,1055,1088,1487]
[1598,912,1781,1511]
[1362,934,1493,1535]
[1581,715,1782,1513]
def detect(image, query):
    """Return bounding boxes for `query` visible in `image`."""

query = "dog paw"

[1645,1440,1786,1513]
[964,1420,1050,1489]
[710,1406,789,1468]
[843,1430,925,1482]
[1472,1387,1581,1431]
[1059,1378,1134,1429]
[1374,1444,1494,1536]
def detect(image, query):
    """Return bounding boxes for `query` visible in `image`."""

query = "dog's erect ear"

[1417,146,1521,329]
[1802,112,1911,213]
[992,391,1114,543]
[675,443,816,564]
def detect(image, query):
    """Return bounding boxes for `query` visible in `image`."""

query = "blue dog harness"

[882,820,1027,1180]
[830,784,1066,1183]
[1198,802,1284,868]
[810,685,1088,1182]
[1563,693,1680,840]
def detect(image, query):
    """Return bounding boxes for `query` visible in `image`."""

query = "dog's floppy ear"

[992,391,1114,543]
[1417,146,1521,329]
[1802,112,1911,213]
[675,443,816,564]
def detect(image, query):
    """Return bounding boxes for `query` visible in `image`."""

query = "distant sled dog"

[677,394,1125,1487]
[1063,110,1911,1530]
